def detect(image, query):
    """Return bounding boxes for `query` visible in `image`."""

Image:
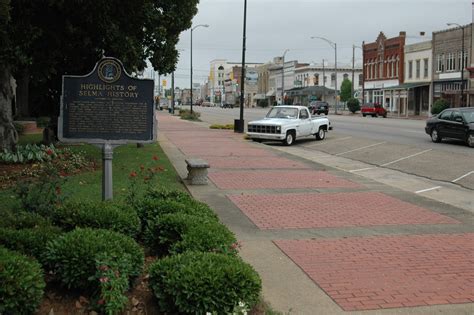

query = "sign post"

[59,57,156,200]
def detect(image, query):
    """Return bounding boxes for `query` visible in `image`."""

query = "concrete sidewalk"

[157,112,474,315]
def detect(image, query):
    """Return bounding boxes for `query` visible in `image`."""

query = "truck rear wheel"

[283,131,295,146]
[315,127,326,140]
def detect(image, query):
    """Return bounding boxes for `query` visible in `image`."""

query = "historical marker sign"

[59,57,156,144]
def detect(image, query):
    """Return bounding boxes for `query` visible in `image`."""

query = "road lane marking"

[335,142,386,156]
[452,171,474,183]
[349,167,377,172]
[304,136,352,147]
[415,186,441,194]
[380,149,432,167]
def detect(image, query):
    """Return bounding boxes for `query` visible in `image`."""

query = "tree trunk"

[0,66,19,151]
[15,68,30,118]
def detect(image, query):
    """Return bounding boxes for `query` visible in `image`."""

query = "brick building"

[363,32,406,113]
[433,24,472,108]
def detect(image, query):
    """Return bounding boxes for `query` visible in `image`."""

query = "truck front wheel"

[315,127,326,140]
[283,131,295,146]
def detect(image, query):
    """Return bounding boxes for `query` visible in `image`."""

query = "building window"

[358,74,363,86]
[313,74,319,86]
[331,73,335,86]
[408,61,413,79]
[424,58,429,78]
[343,73,349,80]
[459,51,468,70]
[396,58,399,77]
[436,54,444,72]
[416,60,420,78]
[446,53,455,71]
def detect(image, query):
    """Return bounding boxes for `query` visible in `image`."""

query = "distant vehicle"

[221,103,233,109]
[308,101,329,115]
[361,103,387,118]
[247,105,332,146]
[195,99,203,106]
[201,101,216,107]
[425,107,474,147]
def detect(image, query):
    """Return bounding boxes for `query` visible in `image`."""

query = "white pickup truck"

[247,105,332,145]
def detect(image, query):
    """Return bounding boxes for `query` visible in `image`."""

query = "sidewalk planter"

[148,251,261,314]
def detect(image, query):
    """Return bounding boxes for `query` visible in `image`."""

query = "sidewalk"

[157,112,474,315]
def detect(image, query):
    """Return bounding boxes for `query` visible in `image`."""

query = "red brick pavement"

[209,170,360,190]
[204,156,310,169]
[228,192,459,229]
[274,234,474,311]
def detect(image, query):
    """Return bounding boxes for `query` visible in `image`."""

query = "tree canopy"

[1,0,200,116]
[340,78,352,103]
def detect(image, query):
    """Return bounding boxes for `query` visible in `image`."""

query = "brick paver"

[274,234,474,311]
[228,192,459,229]
[209,170,360,190]
[204,156,310,169]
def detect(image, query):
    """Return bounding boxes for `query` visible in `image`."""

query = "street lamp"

[281,49,289,104]
[447,23,465,107]
[235,0,247,133]
[311,36,338,114]
[190,24,209,114]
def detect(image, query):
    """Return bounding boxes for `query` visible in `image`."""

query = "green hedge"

[50,201,140,238]
[144,213,237,256]
[0,226,62,265]
[148,251,261,314]
[0,247,45,314]
[45,228,144,291]
[0,210,51,229]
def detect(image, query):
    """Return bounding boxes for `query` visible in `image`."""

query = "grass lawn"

[1,133,186,211]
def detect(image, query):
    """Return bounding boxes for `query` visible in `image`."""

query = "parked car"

[308,101,329,115]
[361,103,387,118]
[425,107,474,147]
[247,105,332,146]
[201,101,216,107]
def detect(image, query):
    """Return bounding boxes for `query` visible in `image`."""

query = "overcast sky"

[154,0,472,90]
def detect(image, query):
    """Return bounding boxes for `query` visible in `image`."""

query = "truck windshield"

[266,107,298,119]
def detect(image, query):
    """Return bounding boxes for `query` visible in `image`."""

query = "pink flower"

[99,277,109,283]
[152,155,159,161]
[129,171,137,178]
[46,149,53,156]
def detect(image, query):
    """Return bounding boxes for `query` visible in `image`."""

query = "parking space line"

[415,186,441,194]
[452,171,474,183]
[304,136,352,147]
[349,167,377,172]
[335,142,386,156]
[380,149,432,167]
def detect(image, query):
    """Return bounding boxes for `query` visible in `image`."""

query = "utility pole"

[171,72,175,114]
[281,49,289,104]
[352,45,355,98]
[322,59,326,101]
[236,0,247,133]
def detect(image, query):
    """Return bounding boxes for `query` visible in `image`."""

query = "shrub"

[431,98,450,115]
[179,109,201,121]
[0,210,51,229]
[135,197,218,231]
[144,213,237,256]
[45,228,144,291]
[0,226,63,265]
[209,124,234,130]
[257,99,269,108]
[148,251,262,314]
[50,200,140,238]
[0,247,45,314]
[347,97,360,113]
[36,116,51,128]
[144,187,193,203]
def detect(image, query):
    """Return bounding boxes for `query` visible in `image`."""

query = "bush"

[135,197,218,231]
[0,143,58,164]
[431,98,450,115]
[144,213,237,256]
[209,124,234,129]
[257,99,269,108]
[0,226,63,265]
[45,228,144,291]
[0,247,45,314]
[50,200,140,238]
[0,210,51,229]
[347,97,360,113]
[179,109,201,121]
[148,251,261,314]
[36,116,51,128]
[144,187,193,203]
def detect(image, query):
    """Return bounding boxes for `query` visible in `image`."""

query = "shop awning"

[254,93,267,100]
[266,90,275,97]
[383,82,430,90]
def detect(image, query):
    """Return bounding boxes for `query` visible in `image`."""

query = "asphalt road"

[178,106,474,190]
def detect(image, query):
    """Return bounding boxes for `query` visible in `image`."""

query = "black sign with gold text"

[59,57,155,143]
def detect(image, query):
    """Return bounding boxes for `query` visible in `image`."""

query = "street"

[182,106,474,191]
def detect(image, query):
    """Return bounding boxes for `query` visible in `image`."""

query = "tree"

[340,78,352,103]
[347,97,360,114]
[0,0,19,151]
[3,0,199,118]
